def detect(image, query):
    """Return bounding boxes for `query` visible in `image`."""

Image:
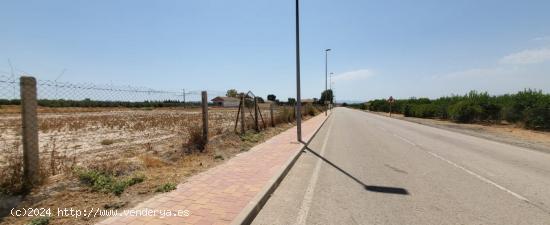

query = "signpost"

[388,96,394,117]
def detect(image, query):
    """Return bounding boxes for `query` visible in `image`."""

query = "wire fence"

[0,74,321,195]
[0,74,227,104]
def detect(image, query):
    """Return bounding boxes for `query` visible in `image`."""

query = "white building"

[211,96,240,108]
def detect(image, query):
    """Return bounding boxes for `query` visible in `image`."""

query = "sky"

[1,0,550,102]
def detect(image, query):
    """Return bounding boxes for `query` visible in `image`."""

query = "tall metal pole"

[329,72,333,110]
[324,49,331,116]
[295,0,302,142]
[325,50,327,115]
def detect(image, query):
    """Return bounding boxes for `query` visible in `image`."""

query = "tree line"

[225,89,334,106]
[353,90,550,131]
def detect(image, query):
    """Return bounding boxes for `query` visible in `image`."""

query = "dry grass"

[0,140,23,195]
[139,154,165,168]
[0,118,297,225]
[0,106,314,225]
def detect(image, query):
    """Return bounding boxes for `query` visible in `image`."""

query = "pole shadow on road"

[300,143,409,195]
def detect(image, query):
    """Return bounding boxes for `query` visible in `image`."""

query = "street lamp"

[324,48,331,116]
[295,0,302,142]
[329,72,333,110]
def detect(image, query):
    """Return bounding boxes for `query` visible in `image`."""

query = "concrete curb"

[231,113,332,225]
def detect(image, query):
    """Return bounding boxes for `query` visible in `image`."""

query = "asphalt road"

[252,107,550,225]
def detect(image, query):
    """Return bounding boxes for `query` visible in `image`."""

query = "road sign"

[388,96,394,117]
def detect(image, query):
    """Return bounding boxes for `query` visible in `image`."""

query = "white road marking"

[393,133,417,146]
[390,131,530,203]
[426,151,530,202]
[295,116,335,225]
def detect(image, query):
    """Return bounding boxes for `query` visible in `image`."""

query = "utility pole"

[295,0,302,142]
[324,49,331,116]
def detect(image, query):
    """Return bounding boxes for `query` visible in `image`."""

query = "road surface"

[252,107,550,225]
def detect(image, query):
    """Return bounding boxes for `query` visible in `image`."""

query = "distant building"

[211,96,240,107]
[301,99,315,105]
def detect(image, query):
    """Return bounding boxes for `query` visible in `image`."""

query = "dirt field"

[0,105,307,225]
[0,108,235,166]
[0,106,281,167]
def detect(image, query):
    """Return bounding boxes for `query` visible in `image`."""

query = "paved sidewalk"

[96,114,327,225]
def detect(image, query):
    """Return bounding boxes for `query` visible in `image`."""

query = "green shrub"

[28,217,50,225]
[156,183,177,193]
[523,102,550,130]
[365,89,549,131]
[479,102,501,121]
[411,104,438,118]
[449,100,482,123]
[240,131,264,143]
[402,104,412,117]
[76,168,144,196]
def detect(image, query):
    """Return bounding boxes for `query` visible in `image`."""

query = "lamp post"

[295,0,302,142]
[324,48,331,116]
[329,72,333,110]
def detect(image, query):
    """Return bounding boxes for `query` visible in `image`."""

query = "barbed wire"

[0,75,226,103]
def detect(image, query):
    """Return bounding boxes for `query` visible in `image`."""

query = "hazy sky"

[1,0,550,102]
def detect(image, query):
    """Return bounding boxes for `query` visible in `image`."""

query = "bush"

[411,104,439,118]
[187,125,206,151]
[402,104,412,117]
[449,101,482,123]
[523,102,550,130]
[76,168,144,196]
[365,89,550,131]
[479,102,501,122]
[28,217,50,225]
[156,183,177,193]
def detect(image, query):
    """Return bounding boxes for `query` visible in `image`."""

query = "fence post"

[254,97,259,131]
[240,96,246,134]
[270,103,275,127]
[20,76,39,191]
[201,91,208,145]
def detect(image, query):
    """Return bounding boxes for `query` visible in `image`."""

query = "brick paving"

[97,114,327,225]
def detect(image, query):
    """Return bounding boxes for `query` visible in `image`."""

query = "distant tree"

[267,94,276,101]
[342,102,348,107]
[226,89,238,97]
[288,98,296,105]
[320,89,334,104]
[255,97,265,103]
